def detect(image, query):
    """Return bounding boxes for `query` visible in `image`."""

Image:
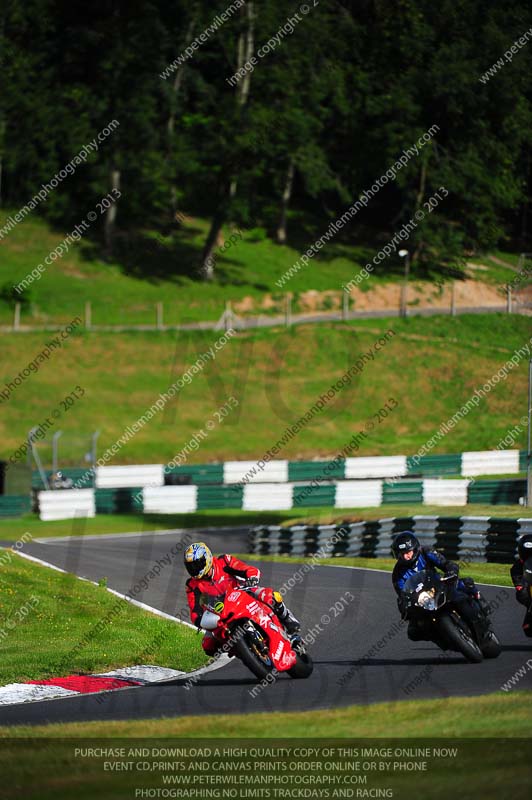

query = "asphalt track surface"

[1,526,531,727]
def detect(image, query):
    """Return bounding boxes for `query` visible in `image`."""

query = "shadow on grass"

[79,230,270,291]
[75,217,468,292]
[80,232,200,285]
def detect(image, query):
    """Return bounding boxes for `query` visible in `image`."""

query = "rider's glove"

[445,562,459,578]
[241,576,259,588]
[397,595,408,618]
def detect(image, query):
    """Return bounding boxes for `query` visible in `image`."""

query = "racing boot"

[272,591,301,637]
[469,595,502,656]
[407,618,437,644]
[463,578,491,616]
[477,593,492,619]
[407,619,427,642]
[461,579,492,637]
[466,597,492,642]
[472,590,493,633]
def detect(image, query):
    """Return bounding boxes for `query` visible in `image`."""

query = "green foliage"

[0,281,31,309]
[0,1,531,280]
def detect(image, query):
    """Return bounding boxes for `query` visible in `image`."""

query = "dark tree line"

[1,0,531,279]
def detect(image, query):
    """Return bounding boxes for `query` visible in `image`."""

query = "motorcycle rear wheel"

[438,613,483,663]
[288,652,314,679]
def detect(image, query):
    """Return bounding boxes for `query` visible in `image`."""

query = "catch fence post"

[285,294,292,327]
[450,282,456,317]
[85,301,92,330]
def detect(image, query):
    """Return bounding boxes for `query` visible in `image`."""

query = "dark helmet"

[517,534,532,561]
[392,531,420,564]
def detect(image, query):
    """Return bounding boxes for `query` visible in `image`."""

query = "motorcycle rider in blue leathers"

[392,531,492,643]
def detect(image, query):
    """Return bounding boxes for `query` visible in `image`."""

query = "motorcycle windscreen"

[198,592,226,613]
[403,569,434,595]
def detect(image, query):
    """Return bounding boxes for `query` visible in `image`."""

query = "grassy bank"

[0,209,519,326]
[0,316,530,465]
[0,552,206,685]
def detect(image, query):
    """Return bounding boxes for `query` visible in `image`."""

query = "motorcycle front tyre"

[233,627,274,681]
[437,613,483,663]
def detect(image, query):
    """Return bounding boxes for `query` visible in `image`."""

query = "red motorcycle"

[199,587,313,681]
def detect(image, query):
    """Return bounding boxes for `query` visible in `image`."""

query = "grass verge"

[238,554,514,587]
[0,690,530,738]
[0,503,530,542]
[0,696,529,800]
[0,552,206,685]
[0,510,320,541]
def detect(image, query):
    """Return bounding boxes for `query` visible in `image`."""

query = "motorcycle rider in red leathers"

[184,542,301,655]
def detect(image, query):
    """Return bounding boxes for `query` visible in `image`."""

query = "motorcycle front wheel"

[232,625,274,681]
[438,613,483,663]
